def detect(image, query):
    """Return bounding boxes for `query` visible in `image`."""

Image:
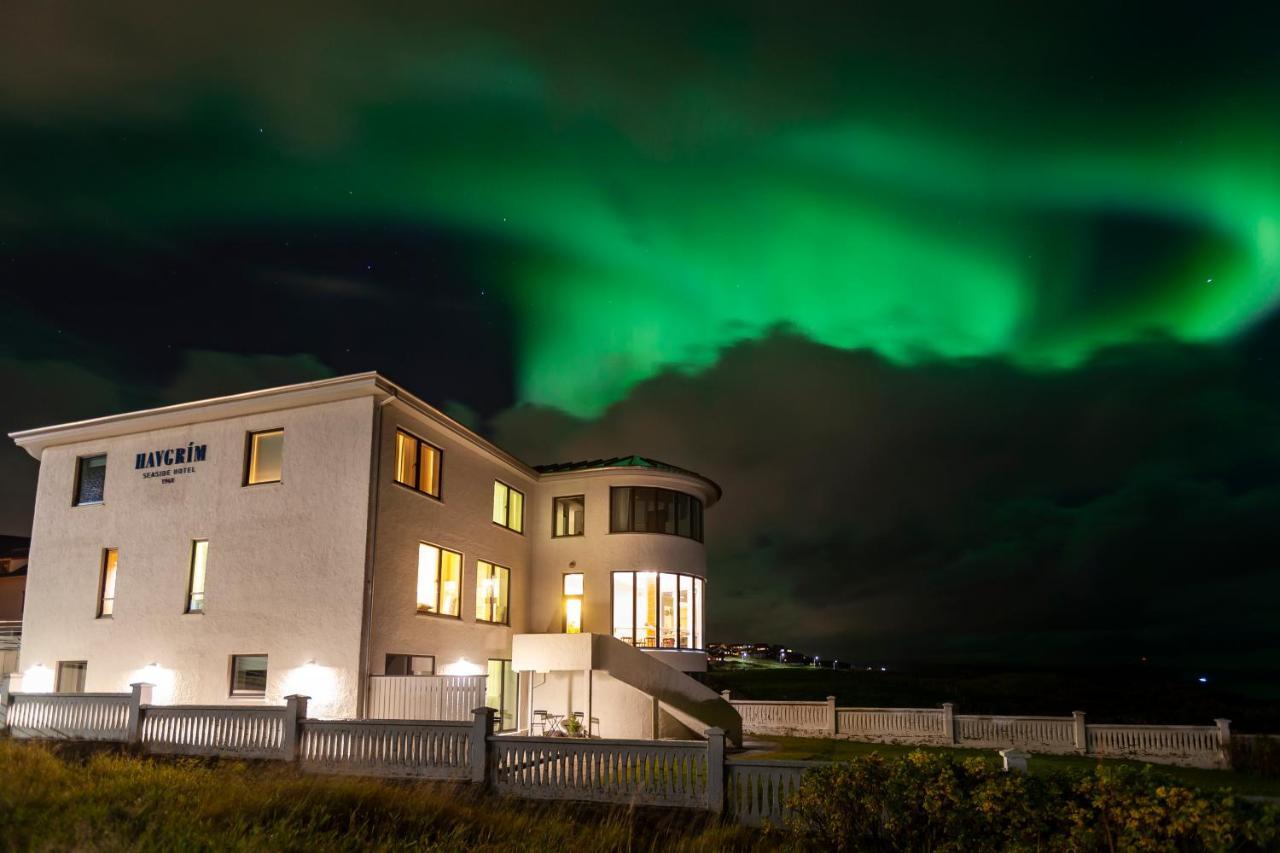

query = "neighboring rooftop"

[535,455,722,501]
[0,535,29,576]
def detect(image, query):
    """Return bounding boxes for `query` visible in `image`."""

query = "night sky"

[3,3,1278,670]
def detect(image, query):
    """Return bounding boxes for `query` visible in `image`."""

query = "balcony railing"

[0,620,21,650]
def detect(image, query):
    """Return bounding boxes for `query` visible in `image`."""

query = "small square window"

[245,430,283,485]
[553,495,585,537]
[393,430,442,497]
[230,654,268,696]
[56,661,87,693]
[385,653,435,676]
[74,455,107,506]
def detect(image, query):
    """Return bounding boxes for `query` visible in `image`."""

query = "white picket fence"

[4,692,132,740]
[299,719,473,780]
[726,760,811,827]
[491,735,712,807]
[366,675,487,721]
[724,692,1231,768]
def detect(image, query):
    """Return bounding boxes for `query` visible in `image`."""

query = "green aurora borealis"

[3,4,1280,414]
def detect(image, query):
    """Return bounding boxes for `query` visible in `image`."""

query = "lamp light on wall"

[24,662,54,693]
[440,657,485,676]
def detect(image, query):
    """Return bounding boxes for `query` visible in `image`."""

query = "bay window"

[609,487,703,541]
[611,571,703,650]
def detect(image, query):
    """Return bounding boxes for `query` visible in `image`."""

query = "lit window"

[230,654,268,696]
[475,560,510,624]
[563,573,583,633]
[393,429,441,497]
[186,540,208,613]
[486,658,518,732]
[98,548,118,618]
[245,429,284,485]
[416,542,461,617]
[611,571,704,650]
[74,454,107,506]
[56,661,87,693]
[553,495,585,537]
[492,481,524,533]
[385,653,435,675]
[609,487,703,541]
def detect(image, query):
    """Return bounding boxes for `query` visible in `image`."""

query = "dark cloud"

[494,330,1280,668]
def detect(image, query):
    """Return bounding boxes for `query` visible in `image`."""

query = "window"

[385,654,435,675]
[475,561,510,624]
[563,573,583,634]
[186,540,208,613]
[416,542,461,617]
[492,481,524,533]
[553,495,585,537]
[56,661,87,693]
[609,487,703,541]
[74,454,107,505]
[230,654,268,696]
[245,429,283,485]
[98,548,118,618]
[393,429,442,497]
[611,571,704,650]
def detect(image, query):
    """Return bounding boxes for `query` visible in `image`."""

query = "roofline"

[7,372,720,496]
[537,463,722,504]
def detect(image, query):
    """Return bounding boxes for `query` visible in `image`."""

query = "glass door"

[486,659,517,732]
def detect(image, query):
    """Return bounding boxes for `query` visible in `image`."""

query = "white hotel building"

[6,374,739,741]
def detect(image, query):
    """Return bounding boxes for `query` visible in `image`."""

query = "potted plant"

[562,715,585,738]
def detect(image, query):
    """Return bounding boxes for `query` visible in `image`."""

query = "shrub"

[772,751,1280,852]
[1229,735,1280,779]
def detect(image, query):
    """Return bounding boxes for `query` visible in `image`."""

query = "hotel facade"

[8,373,737,741]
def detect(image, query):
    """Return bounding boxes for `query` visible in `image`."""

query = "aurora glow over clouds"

[4,3,1280,668]
[3,3,1278,413]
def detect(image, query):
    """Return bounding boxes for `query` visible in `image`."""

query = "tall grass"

[0,741,763,851]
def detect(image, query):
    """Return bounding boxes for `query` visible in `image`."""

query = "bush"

[771,751,1280,852]
[1230,735,1280,779]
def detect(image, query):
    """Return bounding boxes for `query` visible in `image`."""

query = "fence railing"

[723,692,1231,768]
[142,704,288,759]
[4,691,132,740]
[299,718,473,780]
[490,735,713,808]
[366,675,487,721]
[726,760,813,827]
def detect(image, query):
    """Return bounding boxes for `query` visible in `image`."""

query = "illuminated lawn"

[740,736,1280,798]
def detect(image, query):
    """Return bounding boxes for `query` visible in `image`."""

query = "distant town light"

[1197,676,1208,684]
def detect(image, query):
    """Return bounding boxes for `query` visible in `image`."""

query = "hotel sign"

[136,443,208,484]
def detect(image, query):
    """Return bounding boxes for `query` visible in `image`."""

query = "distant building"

[0,535,28,674]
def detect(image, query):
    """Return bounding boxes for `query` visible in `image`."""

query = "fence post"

[471,706,496,785]
[127,682,154,744]
[1072,711,1087,754]
[1215,719,1231,767]
[941,702,955,744]
[721,689,731,702]
[705,727,725,814]
[827,696,838,736]
[282,694,310,761]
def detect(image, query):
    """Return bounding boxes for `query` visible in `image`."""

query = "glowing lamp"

[440,658,485,676]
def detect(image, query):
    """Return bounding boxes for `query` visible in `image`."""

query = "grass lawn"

[0,740,765,852]
[738,735,1280,798]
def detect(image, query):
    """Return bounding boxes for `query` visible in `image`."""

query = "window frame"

[243,428,284,486]
[563,572,584,634]
[608,486,704,542]
[474,560,511,625]
[492,480,525,534]
[73,453,107,507]
[229,654,269,698]
[185,539,208,614]
[552,494,586,538]
[609,570,706,651]
[56,660,88,693]
[384,653,436,676]
[392,428,444,500]
[415,541,463,619]
[97,547,118,619]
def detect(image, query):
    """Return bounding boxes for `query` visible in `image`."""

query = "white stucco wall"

[365,400,537,688]
[17,396,375,718]
[528,468,714,671]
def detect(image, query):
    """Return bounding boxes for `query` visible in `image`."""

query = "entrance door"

[486,659,517,731]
